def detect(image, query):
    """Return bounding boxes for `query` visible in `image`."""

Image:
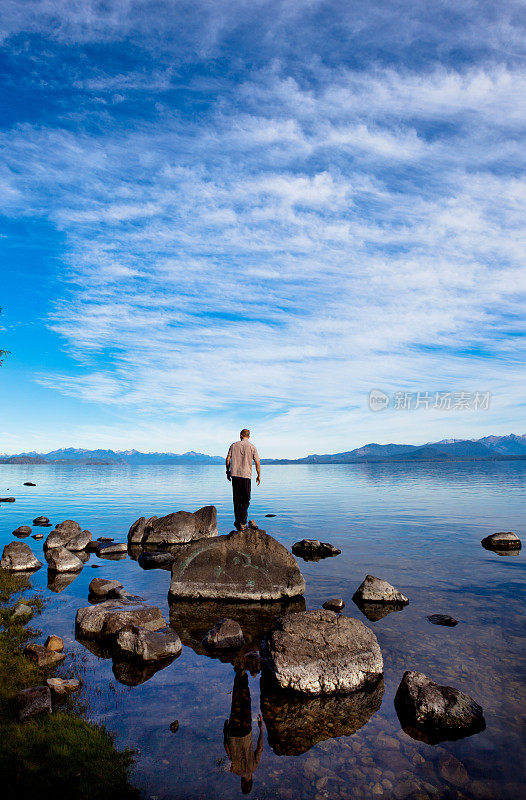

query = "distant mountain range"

[0,448,224,465]
[0,435,525,465]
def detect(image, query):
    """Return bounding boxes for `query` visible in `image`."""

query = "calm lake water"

[1,462,525,800]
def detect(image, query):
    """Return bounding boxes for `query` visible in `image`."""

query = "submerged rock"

[202,618,245,650]
[32,533,44,540]
[261,676,384,755]
[428,614,458,627]
[115,625,182,661]
[291,539,341,561]
[263,609,383,695]
[45,546,84,573]
[12,526,32,537]
[394,670,486,744]
[353,574,409,605]
[44,521,92,551]
[481,531,521,551]
[138,550,175,570]
[15,686,51,720]
[24,643,66,667]
[130,505,218,547]
[89,577,123,598]
[75,600,167,640]
[33,516,50,525]
[169,528,305,601]
[0,497,15,502]
[1,541,42,572]
[24,482,36,486]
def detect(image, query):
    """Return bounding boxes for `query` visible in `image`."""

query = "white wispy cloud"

[0,4,525,454]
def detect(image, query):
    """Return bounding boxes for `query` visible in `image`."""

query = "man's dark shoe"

[248,520,258,530]
[238,524,248,531]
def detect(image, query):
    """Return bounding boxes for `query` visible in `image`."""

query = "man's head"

[240,429,250,439]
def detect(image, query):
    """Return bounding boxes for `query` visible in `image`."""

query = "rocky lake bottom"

[0,461,524,799]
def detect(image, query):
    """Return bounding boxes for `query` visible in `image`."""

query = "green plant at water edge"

[0,569,139,799]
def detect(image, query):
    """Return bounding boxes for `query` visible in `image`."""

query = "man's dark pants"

[232,476,251,529]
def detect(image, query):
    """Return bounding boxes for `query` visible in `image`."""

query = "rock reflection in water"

[113,656,176,686]
[260,677,384,755]
[76,634,178,686]
[169,597,305,665]
[353,599,408,621]
[47,569,82,593]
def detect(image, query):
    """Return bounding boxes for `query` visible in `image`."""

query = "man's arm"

[253,446,261,485]
[226,447,232,482]
[254,714,264,766]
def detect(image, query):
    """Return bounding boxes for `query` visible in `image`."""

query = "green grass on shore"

[0,569,140,799]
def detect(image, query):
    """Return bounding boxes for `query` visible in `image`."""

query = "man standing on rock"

[226,429,261,531]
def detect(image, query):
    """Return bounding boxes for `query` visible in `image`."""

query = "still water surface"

[0,462,524,799]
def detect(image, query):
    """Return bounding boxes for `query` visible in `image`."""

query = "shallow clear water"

[1,462,525,800]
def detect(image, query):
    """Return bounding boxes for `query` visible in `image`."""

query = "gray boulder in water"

[353,574,409,605]
[169,528,305,601]
[130,505,218,546]
[12,526,32,537]
[481,531,521,551]
[116,625,182,661]
[394,670,486,744]
[45,546,84,573]
[263,609,383,695]
[45,520,92,551]
[0,541,42,572]
[75,599,167,640]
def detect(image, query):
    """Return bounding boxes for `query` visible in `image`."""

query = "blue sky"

[0,1,525,457]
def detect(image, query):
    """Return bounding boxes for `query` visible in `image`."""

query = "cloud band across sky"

[0,1,525,455]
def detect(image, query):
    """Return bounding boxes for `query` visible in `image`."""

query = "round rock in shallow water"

[291,539,341,560]
[394,670,485,744]
[45,546,84,573]
[33,516,50,525]
[481,531,521,551]
[323,598,345,612]
[263,609,383,694]
[0,541,42,572]
[12,526,32,537]
[353,574,409,605]
[116,625,182,661]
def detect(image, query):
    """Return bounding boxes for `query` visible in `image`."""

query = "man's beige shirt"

[227,440,259,478]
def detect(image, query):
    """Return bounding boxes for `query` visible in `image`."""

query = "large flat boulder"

[75,600,168,640]
[394,670,486,744]
[261,676,384,755]
[263,609,383,695]
[1,541,42,572]
[169,528,305,601]
[128,507,217,547]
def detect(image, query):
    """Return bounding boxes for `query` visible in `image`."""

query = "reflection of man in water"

[223,667,263,794]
